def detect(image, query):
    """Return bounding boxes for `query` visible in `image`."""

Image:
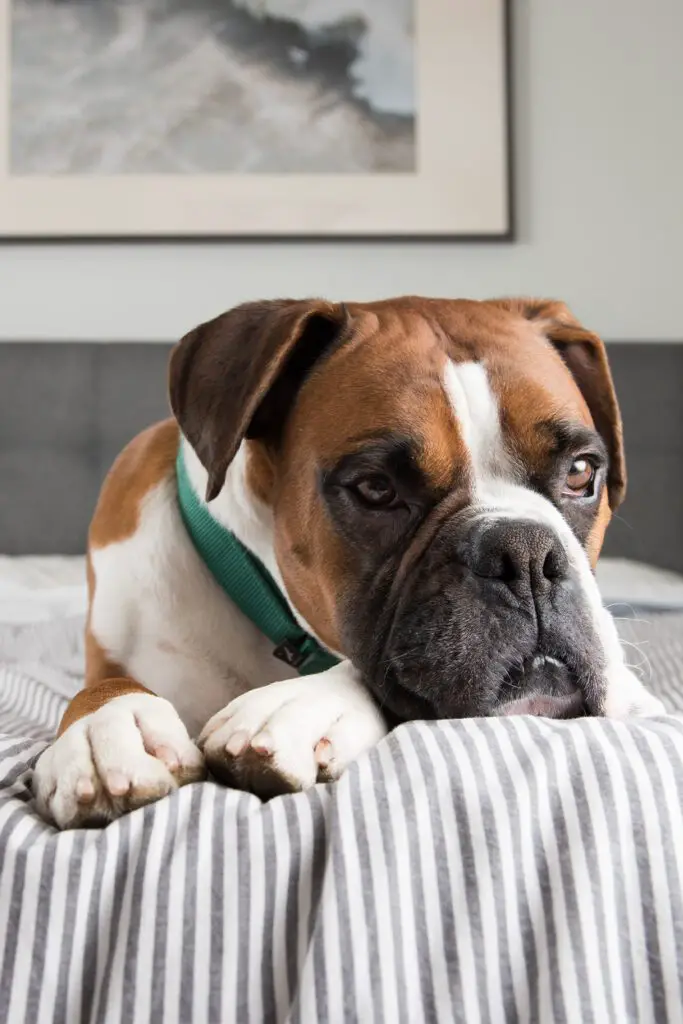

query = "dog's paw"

[198,665,387,799]
[603,666,667,718]
[33,693,206,829]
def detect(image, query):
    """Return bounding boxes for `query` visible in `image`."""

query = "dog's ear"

[493,298,626,509]
[169,299,347,501]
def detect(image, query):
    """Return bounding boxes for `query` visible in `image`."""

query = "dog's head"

[170,296,627,720]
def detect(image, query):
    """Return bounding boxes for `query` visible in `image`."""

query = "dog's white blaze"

[442,359,664,716]
[442,360,513,488]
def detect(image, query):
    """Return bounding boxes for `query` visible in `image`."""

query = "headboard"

[1,342,681,571]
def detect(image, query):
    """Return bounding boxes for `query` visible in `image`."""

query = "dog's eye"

[353,474,398,508]
[563,457,596,497]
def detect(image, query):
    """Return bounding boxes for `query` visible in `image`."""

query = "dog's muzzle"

[362,516,604,721]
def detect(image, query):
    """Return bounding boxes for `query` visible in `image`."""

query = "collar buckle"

[273,638,308,669]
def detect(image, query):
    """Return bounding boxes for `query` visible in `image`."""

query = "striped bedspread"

[2,610,683,1023]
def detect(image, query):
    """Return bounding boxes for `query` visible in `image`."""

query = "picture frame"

[0,0,511,240]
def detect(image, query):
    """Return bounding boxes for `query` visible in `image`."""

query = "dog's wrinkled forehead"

[170,294,624,513]
[285,299,593,489]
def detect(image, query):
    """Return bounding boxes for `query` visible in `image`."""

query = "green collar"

[176,447,339,676]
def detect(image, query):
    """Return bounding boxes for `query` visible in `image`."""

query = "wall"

[1,0,682,343]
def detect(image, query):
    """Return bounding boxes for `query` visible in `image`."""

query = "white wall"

[1,0,682,342]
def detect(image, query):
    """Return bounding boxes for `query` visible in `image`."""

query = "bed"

[1,555,683,1023]
[2,339,683,1021]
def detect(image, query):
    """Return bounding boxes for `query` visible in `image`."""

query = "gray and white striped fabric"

[2,613,683,1023]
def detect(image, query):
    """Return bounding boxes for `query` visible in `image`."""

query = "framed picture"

[0,0,511,239]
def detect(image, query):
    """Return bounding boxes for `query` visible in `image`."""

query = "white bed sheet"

[0,555,87,624]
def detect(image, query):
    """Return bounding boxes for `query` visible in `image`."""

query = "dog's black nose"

[465,519,569,594]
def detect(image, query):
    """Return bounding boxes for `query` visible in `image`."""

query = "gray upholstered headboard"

[1,342,682,571]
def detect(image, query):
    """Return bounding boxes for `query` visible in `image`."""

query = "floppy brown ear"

[493,298,626,510]
[169,299,347,501]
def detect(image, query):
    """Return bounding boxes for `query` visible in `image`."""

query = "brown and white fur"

[33,297,664,828]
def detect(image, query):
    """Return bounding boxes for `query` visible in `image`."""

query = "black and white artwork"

[11,0,415,174]
[0,0,509,238]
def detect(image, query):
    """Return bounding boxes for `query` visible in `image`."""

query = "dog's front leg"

[198,661,387,798]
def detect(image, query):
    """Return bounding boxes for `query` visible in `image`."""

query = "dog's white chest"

[89,479,295,736]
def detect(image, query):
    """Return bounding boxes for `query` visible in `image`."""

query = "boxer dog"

[33,296,664,828]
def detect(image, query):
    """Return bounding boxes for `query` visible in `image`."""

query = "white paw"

[33,693,206,829]
[198,662,387,799]
[603,666,667,718]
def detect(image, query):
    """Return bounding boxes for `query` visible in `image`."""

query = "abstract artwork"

[0,0,510,237]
